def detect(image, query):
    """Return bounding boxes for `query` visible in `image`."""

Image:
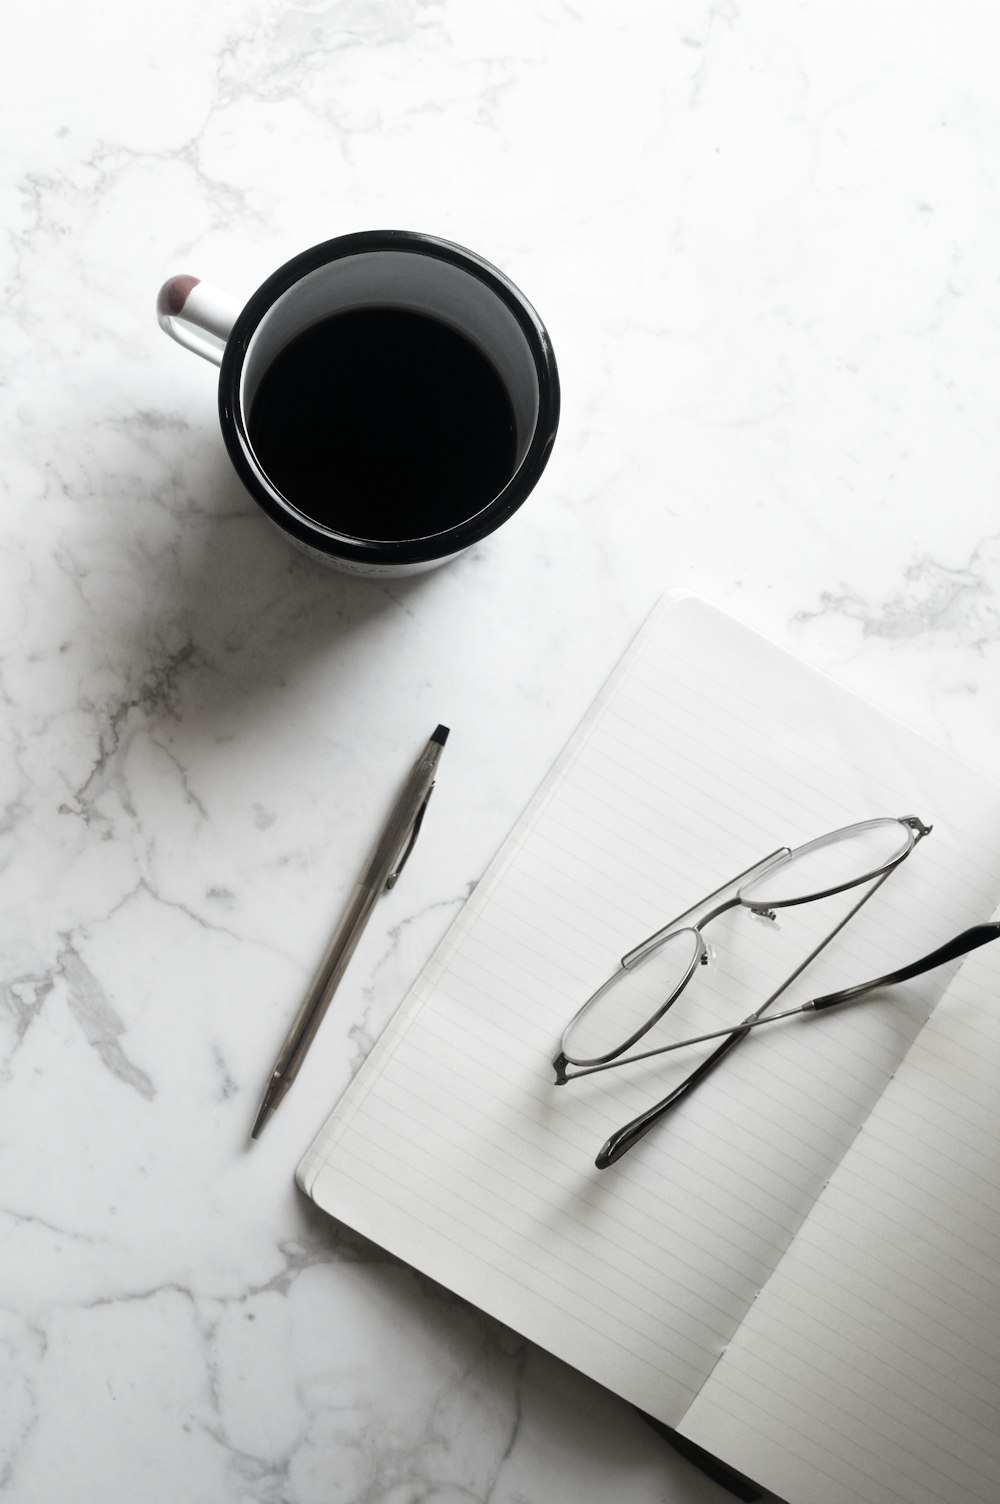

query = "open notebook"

[297,592,1000,1504]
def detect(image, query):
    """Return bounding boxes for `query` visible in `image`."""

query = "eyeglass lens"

[736,817,912,909]
[561,928,700,1065]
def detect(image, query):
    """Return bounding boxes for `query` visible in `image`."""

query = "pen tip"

[431,724,449,746]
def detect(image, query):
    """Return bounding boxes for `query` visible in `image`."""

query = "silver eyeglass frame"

[553,814,934,1167]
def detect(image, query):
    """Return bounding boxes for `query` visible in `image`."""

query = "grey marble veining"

[3,1,1000,1500]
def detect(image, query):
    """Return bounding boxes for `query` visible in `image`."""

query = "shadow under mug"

[157,231,560,577]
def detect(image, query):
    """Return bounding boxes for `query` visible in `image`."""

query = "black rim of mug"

[218,230,561,567]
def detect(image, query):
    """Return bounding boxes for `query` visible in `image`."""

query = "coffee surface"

[248,307,517,540]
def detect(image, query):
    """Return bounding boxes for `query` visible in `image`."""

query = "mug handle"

[156,275,243,366]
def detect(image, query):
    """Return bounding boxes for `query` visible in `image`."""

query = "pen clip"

[385,783,435,890]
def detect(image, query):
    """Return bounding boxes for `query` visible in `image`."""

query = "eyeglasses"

[553,814,1000,1168]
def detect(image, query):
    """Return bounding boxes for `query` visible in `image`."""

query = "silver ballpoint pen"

[251,724,449,1140]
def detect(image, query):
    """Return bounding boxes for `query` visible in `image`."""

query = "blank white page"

[297,592,1000,1435]
[680,914,1000,1504]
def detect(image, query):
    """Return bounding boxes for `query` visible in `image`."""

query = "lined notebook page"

[297,592,1000,1438]
[681,913,1000,1504]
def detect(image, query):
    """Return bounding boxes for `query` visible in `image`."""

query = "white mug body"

[157,232,559,576]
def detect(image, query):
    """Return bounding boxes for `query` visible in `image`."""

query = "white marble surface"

[4,2,1000,1500]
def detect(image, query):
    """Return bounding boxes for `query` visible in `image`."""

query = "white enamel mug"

[157,231,560,577]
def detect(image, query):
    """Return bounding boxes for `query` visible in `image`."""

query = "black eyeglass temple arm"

[595,1025,751,1168]
[808,922,1000,1010]
[594,921,1000,1169]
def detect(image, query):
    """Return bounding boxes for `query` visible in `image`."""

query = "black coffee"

[248,307,517,541]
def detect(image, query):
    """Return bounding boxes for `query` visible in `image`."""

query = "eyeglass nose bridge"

[621,892,744,971]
